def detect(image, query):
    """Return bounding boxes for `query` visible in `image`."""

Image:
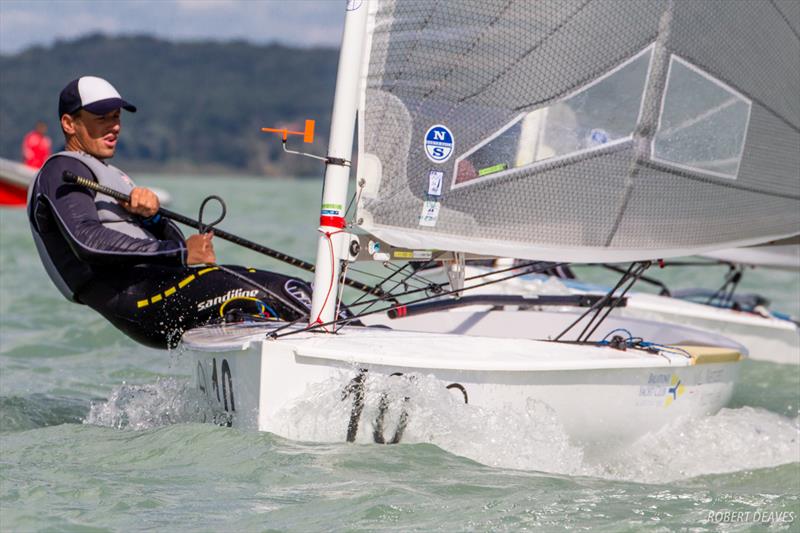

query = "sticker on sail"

[427,170,444,196]
[477,163,508,177]
[346,0,363,10]
[418,200,440,227]
[424,125,454,163]
[588,128,610,145]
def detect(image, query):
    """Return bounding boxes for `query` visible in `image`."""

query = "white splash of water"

[84,371,799,483]
[84,377,223,430]
[586,407,800,483]
[270,372,800,482]
[271,371,585,474]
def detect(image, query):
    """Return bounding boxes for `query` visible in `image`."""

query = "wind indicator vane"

[261,119,315,143]
[261,118,347,166]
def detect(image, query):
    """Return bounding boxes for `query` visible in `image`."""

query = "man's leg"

[80,265,312,349]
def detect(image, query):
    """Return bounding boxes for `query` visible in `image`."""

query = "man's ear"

[61,113,77,135]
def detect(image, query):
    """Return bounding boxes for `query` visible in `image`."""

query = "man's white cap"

[58,76,137,117]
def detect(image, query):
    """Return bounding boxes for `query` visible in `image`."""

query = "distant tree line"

[0,34,338,176]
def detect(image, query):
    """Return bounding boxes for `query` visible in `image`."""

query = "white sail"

[355,0,800,262]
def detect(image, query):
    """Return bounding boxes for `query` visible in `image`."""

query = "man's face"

[62,109,121,159]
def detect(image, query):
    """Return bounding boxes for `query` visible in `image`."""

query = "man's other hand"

[122,187,160,217]
[186,232,216,265]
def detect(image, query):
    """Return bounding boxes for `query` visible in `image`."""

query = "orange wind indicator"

[261,119,315,143]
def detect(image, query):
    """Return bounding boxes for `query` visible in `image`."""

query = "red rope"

[311,229,344,331]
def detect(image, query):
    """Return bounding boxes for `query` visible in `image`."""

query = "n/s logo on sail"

[424,125,454,163]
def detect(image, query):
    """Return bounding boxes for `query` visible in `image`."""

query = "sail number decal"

[424,125,454,163]
[342,370,468,444]
[198,357,235,427]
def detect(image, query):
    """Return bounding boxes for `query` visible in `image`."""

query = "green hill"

[0,34,338,176]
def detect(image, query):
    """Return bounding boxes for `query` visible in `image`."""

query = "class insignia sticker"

[424,125,454,163]
[427,170,444,196]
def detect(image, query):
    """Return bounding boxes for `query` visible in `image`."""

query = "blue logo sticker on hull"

[424,125,454,163]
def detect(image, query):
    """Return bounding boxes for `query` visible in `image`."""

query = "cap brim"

[82,98,137,115]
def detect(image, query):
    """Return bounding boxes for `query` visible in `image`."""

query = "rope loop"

[198,195,227,234]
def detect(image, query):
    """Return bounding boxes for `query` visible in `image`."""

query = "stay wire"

[347,261,429,309]
[554,262,637,342]
[348,261,435,317]
[723,266,743,307]
[399,264,446,291]
[346,264,431,291]
[576,262,645,342]
[378,261,441,293]
[345,259,555,311]
[579,261,650,343]
[333,260,351,334]
[269,261,564,340]
[576,262,648,343]
[706,264,742,307]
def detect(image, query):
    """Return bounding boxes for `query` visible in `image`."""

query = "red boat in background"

[0,156,173,208]
[0,157,35,207]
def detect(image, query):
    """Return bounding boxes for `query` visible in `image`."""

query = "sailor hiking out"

[27,76,312,348]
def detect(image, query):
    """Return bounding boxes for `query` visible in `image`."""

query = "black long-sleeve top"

[28,155,187,300]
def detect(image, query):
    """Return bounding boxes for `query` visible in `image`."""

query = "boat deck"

[182,322,740,372]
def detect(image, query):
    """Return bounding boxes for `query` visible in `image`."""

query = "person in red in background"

[22,121,52,169]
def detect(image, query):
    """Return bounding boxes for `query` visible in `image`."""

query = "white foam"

[271,371,585,473]
[84,377,223,430]
[85,372,799,483]
[588,407,800,483]
[271,372,799,482]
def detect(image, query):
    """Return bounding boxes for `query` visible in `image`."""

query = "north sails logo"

[197,288,258,311]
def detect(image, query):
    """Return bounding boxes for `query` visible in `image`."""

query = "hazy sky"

[0,0,346,55]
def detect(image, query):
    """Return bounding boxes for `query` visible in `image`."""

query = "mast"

[308,0,368,327]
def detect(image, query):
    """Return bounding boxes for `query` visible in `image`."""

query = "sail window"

[454,46,653,188]
[652,56,751,179]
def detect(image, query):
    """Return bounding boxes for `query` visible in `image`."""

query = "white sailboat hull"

[184,321,742,449]
[383,267,798,365]
[363,295,799,365]
[620,293,799,365]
